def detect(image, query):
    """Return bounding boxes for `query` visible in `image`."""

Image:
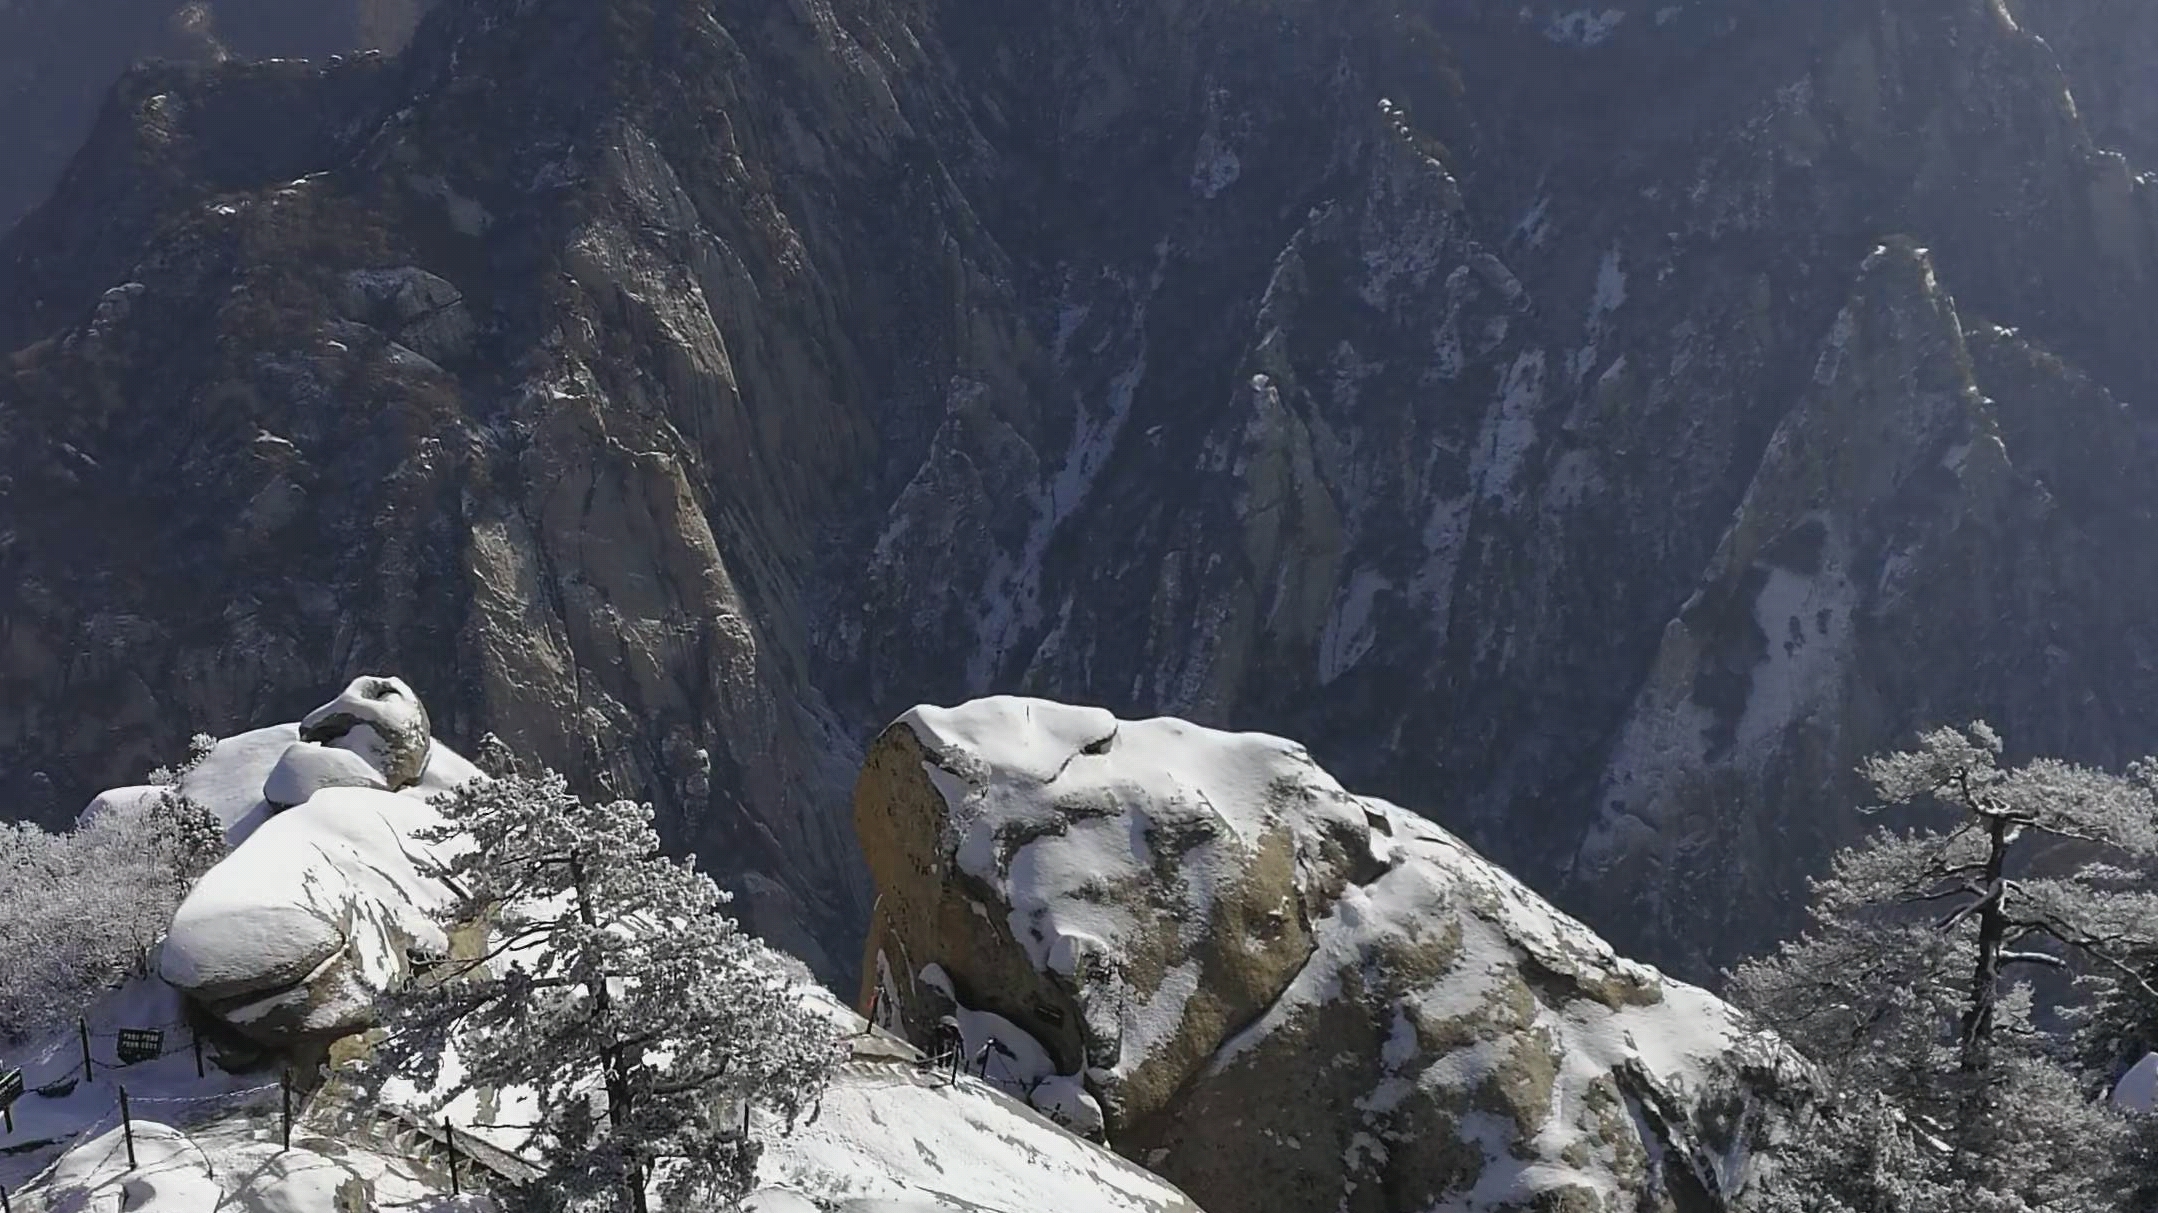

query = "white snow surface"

[753,1049,1196,1213]
[263,742,389,808]
[180,724,303,844]
[2114,1052,2158,1113]
[12,1088,481,1213]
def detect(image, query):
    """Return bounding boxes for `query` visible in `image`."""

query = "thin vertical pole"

[3,1105,12,1134]
[444,1118,458,1196]
[79,1019,93,1083]
[119,1088,136,1170]
[280,1070,292,1151]
[2,1180,11,1213]
[192,1028,205,1080]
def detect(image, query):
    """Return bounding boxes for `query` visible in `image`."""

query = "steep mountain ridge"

[0,0,431,236]
[5,0,2158,983]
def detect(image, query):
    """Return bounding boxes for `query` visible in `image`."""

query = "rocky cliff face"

[856,698,1810,1213]
[0,0,432,235]
[7,0,2158,986]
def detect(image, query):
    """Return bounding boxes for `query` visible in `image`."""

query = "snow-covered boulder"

[300,676,434,791]
[856,698,1813,1213]
[14,1110,474,1213]
[30,1122,226,1213]
[161,785,462,1045]
[264,742,390,809]
[144,680,478,1044]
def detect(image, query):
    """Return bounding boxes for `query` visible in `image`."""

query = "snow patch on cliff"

[1411,492,1474,638]
[1570,249,1629,382]
[1191,130,1242,199]
[1734,532,1857,759]
[970,244,1171,687]
[1576,634,1717,872]
[1475,351,1545,505]
[1318,568,1390,685]
[1544,9,1626,47]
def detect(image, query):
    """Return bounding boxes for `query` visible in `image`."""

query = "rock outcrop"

[162,787,456,1043]
[858,699,1811,1213]
[299,675,433,791]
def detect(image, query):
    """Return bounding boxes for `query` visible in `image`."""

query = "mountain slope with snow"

[11,0,2158,993]
[2,684,1207,1213]
[858,698,1812,1213]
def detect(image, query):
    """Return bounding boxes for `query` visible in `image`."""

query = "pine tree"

[367,742,842,1213]
[1730,723,2158,1211]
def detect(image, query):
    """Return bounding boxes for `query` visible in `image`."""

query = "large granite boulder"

[158,678,478,1044]
[858,698,1812,1213]
[300,676,434,792]
[161,787,459,1044]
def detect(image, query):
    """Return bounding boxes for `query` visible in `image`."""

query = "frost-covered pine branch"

[364,743,842,1213]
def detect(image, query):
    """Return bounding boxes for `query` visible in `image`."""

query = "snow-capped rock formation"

[158,679,478,1044]
[161,787,459,1044]
[858,699,1811,1213]
[299,676,435,792]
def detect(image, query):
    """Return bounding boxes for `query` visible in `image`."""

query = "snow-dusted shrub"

[0,735,225,1038]
[368,738,843,1213]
